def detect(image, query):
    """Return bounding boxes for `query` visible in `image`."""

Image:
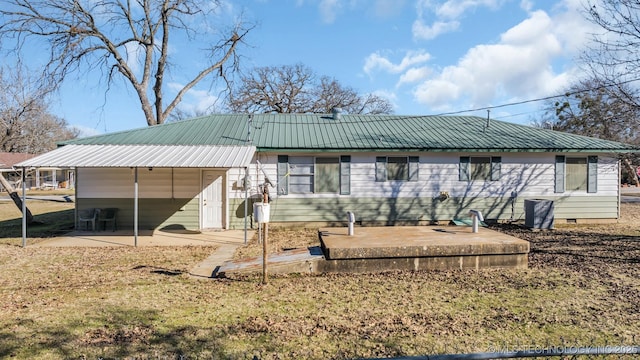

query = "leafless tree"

[544,79,640,143]
[583,0,640,110]
[0,66,78,154]
[0,0,251,126]
[537,77,640,184]
[228,64,393,114]
[577,0,640,183]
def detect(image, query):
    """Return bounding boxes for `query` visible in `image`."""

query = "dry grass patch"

[0,201,638,359]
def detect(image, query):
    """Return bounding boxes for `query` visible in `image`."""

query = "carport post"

[244,166,248,245]
[21,167,26,248]
[134,167,138,247]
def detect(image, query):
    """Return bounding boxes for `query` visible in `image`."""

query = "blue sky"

[41,0,596,136]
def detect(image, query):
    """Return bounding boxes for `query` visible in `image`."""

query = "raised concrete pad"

[318,226,529,272]
[320,226,529,259]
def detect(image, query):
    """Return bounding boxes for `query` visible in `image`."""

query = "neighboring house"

[1,152,75,190]
[17,113,637,231]
[1,152,36,190]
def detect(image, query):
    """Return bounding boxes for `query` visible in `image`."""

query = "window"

[459,156,501,181]
[555,155,597,193]
[315,157,339,193]
[277,155,351,195]
[376,156,419,182]
[566,158,587,191]
[288,157,314,194]
[470,157,491,181]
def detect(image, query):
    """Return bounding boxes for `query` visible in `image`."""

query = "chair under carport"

[98,208,118,231]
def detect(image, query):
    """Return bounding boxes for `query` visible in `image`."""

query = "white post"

[21,167,27,248]
[244,167,248,245]
[134,167,139,247]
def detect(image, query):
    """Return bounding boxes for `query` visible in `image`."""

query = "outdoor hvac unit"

[524,199,554,230]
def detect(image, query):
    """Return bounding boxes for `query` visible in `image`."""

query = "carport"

[16,144,256,247]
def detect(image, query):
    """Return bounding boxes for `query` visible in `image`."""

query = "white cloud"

[299,0,407,24]
[413,0,504,40]
[72,125,102,138]
[411,2,591,110]
[318,0,341,23]
[373,0,406,18]
[520,0,533,11]
[364,50,432,75]
[168,83,219,115]
[398,67,431,86]
[435,0,502,19]
[412,20,460,40]
[124,42,145,75]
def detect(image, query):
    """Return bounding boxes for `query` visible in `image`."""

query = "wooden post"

[262,185,269,285]
[0,172,34,224]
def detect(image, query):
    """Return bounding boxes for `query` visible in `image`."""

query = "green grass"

[0,201,638,359]
[0,200,75,244]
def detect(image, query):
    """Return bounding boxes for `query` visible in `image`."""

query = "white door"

[202,171,223,229]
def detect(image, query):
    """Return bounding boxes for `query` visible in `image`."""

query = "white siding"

[255,152,619,200]
[227,154,278,200]
[77,168,201,199]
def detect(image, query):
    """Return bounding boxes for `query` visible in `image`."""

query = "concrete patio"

[32,229,252,248]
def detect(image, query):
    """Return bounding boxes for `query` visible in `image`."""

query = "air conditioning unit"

[524,199,554,229]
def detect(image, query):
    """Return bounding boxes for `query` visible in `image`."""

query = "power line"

[433,76,640,117]
[243,76,640,126]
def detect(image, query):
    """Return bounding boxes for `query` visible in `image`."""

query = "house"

[16,113,637,231]
[0,152,75,190]
[1,152,36,190]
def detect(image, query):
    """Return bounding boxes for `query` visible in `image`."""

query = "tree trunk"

[622,157,640,186]
[0,173,34,224]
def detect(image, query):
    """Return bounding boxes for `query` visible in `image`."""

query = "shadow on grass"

[494,224,640,266]
[0,306,243,359]
[132,265,184,276]
[0,208,75,240]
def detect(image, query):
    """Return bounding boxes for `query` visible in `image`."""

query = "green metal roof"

[62,114,638,153]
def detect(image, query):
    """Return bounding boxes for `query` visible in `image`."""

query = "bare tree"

[228,64,393,114]
[537,77,640,184]
[583,0,640,110]
[580,1,640,183]
[0,66,78,153]
[545,79,640,143]
[0,0,251,126]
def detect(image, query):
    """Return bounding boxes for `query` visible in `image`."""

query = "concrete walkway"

[189,239,247,279]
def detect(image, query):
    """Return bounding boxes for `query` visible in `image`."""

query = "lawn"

[0,200,638,359]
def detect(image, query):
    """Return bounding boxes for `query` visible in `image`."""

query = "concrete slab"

[32,229,253,247]
[217,246,325,277]
[319,226,530,260]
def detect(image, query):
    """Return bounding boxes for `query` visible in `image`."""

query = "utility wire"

[433,76,640,117]
[245,76,640,126]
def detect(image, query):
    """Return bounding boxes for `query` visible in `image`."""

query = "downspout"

[134,167,139,247]
[21,167,26,248]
